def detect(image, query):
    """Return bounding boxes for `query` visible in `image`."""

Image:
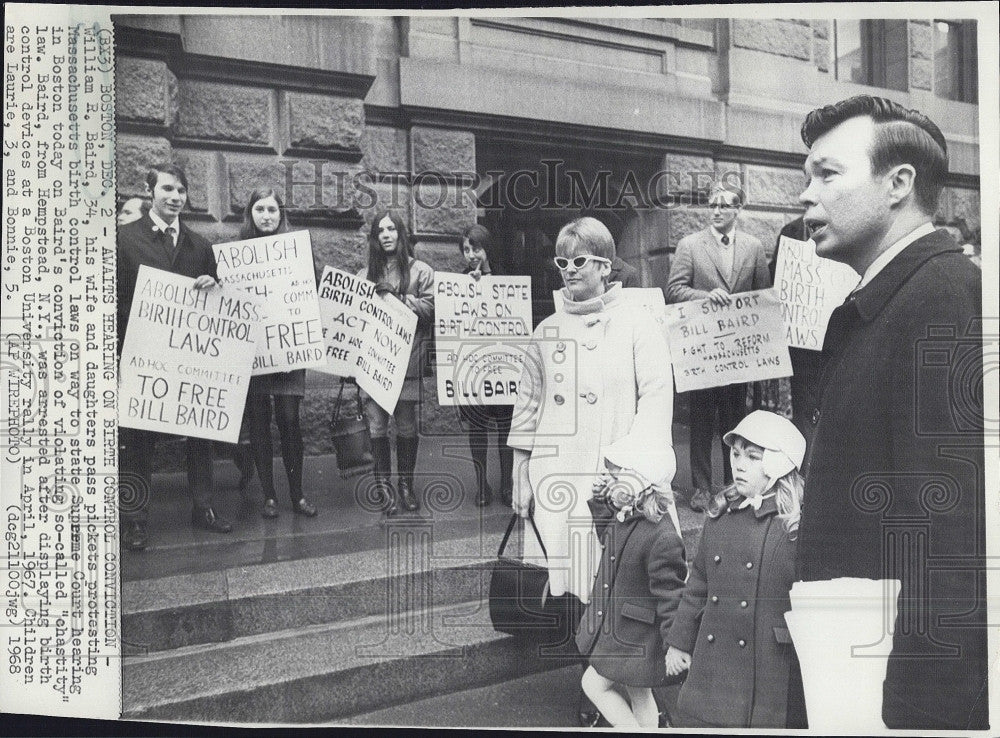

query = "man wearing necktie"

[794,96,986,729]
[117,162,232,550]
[665,184,770,511]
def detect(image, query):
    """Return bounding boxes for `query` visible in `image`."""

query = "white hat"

[724,410,806,483]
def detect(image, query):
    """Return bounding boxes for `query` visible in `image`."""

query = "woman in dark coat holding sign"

[359,211,435,515]
[241,188,316,519]
[457,224,514,507]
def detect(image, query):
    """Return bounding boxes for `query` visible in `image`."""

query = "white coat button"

[604,583,609,589]
[555,373,564,382]
[738,639,747,648]
[610,555,615,562]
[746,562,753,569]
[554,394,565,405]
[584,340,597,350]
[714,555,721,564]
[597,611,603,617]
[706,634,715,642]
[711,595,719,603]
[740,600,748,608]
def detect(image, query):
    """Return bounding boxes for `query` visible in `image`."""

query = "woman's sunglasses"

[553,254,611,270]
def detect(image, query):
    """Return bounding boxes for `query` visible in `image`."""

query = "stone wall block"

[659,153,716,196]
[947,188,981,232]
[732,19,812,60]
[176,80,273,145]
[362,126,410,174]
[115,57,176,126]
[287,92,364,153]
[115,134,172,199]
[811,20,830,40]
[909,22,933,60]
[411,127,475,174]
[745,164,805,208]
[412,182,477,235]
[225,157,288,214]
[739,212,788,261]
[172,150,217,214]
[310,227,370,276]
[357,181,412,226]
[413,240,466,273]
[814,38,830,72]
[910,58,933,91]
[667,208,711,247]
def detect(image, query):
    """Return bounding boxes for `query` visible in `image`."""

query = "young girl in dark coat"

[664,410,806,728]
[576,468,688,728]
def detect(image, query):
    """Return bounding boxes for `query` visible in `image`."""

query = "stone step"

[124,509,706,654]
[122,599,581,723]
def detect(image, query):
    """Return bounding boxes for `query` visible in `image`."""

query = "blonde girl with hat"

[664,410,807,729]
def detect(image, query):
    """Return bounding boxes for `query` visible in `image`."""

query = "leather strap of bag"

[332,378,347,424]
[497,513,548,560]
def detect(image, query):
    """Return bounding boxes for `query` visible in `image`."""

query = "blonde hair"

[635,485,674,524]
[706,470,805,538]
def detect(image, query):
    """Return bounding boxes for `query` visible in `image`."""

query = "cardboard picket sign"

[314,266,417,414]
[119,265,264,443]
[664,288,792,393]
[212,230,325,373]
[435,272,532,406]
[774,235,858,350]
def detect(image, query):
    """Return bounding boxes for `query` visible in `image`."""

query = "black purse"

[488,513,581,653]
[329,378,374,478]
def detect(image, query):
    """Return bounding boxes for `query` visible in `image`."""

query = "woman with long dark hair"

[359,211,435,515]
[241,188,317,519]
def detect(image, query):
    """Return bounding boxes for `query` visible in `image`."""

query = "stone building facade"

[113,15,982,458]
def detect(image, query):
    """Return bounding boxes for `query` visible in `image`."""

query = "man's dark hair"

[145,162,189,192]
[801,95,948,214]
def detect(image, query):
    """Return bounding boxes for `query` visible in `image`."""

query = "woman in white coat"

[508,217,678,604]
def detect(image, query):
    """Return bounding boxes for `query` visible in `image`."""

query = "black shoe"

[380,480,399,517]
[191,507,233,533]
[262,498,279,519]
[123,520,147,551]
[292,497,317,517]
[689,488,711,513]
[397,478,419,512]
[475,484,493,507]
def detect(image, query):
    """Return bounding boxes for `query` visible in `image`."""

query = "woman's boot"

[396,435,420,511]
[371,436,398,516]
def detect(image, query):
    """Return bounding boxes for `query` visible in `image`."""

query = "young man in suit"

[795,96,986,729]
[665,185,770,511]
[117,162,233,550]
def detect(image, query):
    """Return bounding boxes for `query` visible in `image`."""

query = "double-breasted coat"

[666,496,800,728]
[508,284,677,602]
[797,230,987,729]
[576,498,687,686]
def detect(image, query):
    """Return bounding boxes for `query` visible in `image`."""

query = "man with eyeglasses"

[665,184,770,511]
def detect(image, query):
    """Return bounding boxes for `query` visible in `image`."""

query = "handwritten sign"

[119,266,263,443]
[774,236,858,350]
[435,272,532,405]
[213,230,325,373]
[664,289,791,392]
[314,266,417,414]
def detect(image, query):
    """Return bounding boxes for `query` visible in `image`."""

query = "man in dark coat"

[117,162,233,550]
[796,96,987,729]
[609,256,640,288]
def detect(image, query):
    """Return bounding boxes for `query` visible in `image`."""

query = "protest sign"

[213,230,325,373]
[664,289,791,392]
[315,267,417,414]
[119,266,263,443]
[435,272,532,405]
[774,236,858,350]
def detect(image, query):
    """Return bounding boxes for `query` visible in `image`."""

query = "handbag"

[329,378,374,478]
[488,513,580,652]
